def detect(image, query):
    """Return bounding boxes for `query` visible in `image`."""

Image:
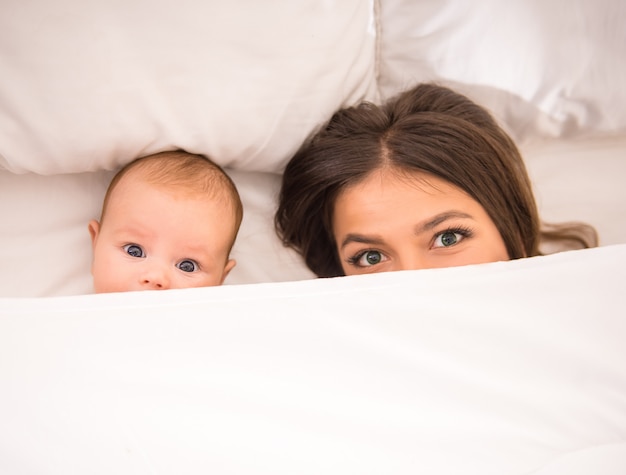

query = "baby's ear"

[220,259,236,284]
[87,220,100,248]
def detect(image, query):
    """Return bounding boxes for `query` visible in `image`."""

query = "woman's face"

[332,169,509,275]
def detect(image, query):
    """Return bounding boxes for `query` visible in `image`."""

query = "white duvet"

[1,245,625,474]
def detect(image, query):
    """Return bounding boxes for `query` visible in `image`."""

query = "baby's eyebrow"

[180,242,214,257]
[414,211,473,234]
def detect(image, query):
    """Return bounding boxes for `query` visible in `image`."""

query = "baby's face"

[89,178,236,293]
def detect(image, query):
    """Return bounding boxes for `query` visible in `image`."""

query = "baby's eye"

[177,259,198,273]
[433,231,464,248]
[356,250,386,267]
[123,244,145,258]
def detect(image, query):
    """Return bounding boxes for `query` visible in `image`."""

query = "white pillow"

[377,0,626,141]
[1,135,625,298]
[0,0,377,175]
[0,166,315,297]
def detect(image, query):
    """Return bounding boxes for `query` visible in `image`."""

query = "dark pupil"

[127,245,142,257]
[179,261,194,272]
[441,232,457,246]
[366,251,382,265]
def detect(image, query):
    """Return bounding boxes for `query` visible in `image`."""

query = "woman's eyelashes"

[346,226,476,268]
[431,226,474,248]
[347,249,388,268]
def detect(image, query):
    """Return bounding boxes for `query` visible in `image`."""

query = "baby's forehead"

[108,167,153,197]
[105,176,235,225]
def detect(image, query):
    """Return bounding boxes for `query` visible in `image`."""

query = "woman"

[275,83,597,277]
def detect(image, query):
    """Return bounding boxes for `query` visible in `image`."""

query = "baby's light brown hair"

[100,150,243,249]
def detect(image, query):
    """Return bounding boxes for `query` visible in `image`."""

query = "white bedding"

[1,134,625,297]
[1,245,625,474]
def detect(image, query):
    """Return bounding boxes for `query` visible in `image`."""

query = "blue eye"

[354,250,386,267]
[177,259,198,273]
[433,228,472,248]
[439,232,459,247]
[123,244,145,258]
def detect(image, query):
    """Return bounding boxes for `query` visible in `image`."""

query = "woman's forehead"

[339,167,461,199]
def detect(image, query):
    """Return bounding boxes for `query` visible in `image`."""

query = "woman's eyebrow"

[340,233,385,250]
[340,211,474,249]
[414,211,473,234]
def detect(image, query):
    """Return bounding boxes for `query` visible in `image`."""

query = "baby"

[88,150,243,293]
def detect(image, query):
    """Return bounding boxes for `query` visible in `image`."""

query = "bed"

[1,1,625,473]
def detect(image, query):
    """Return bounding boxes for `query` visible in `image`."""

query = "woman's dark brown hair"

[275,83,597,277]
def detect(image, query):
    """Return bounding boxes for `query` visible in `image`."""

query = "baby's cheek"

[196,270,225,288]
[92,258,131,293]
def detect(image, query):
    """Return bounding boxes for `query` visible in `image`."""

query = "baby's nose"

[140,265,171,290]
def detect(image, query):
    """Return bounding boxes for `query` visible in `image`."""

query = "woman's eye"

[433,231,462,248]
[123,244,145,258]
[357,250,385,267]
[177,259,198,273]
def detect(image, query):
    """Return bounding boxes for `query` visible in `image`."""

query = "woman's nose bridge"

[396,249,428,271]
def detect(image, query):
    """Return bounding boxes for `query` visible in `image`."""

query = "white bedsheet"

[1,244,625,474]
